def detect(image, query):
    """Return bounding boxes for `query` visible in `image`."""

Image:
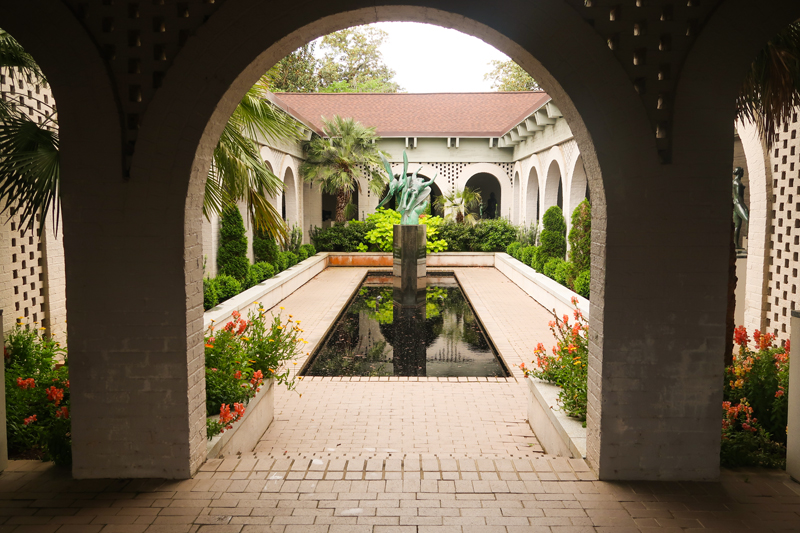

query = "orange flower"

[23,414,37,426]
[46,386,64,406]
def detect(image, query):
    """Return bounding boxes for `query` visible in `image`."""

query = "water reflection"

[303,274,508,377]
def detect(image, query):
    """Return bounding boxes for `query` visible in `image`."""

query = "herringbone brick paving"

[2,267,798,531]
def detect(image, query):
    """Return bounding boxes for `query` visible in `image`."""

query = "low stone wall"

[207,378,274,459]
[204,253,327,330]
[495,253,589,319]
[525,378,586,458]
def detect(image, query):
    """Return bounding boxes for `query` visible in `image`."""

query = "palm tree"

[0,28,299,241]
[737,21,800,148]
[299,115,388,223]
[204,76,300,243]
[434,187,482,226]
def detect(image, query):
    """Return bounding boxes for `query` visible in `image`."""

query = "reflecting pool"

[302,273,509,377]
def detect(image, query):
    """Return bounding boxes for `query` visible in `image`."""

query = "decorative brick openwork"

[766,112,800,338]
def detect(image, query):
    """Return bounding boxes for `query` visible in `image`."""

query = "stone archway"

[465,173,502,219]
[525,166,540,228]
[281,167,299,229]
[543,159,563,215]
[8,0,798,481]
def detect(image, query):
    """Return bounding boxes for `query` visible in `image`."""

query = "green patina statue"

[733,166,749,249]
[379,151,437,225]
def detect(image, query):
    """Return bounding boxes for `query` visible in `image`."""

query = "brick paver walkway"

[2,267,799,531]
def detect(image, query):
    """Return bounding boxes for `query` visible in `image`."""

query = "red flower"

[46,386,64,406]
[232,310,241,320]
[56,406,69,419]
[16,377,35,390]
[234,403,246,418]
[753,329,761,346]
[23,414,37,425]
[224,321,235,332]
[733,325,748,347]
[234,370,242,380]
[776,388,785,398]
[785,340,791,353]
[237,320,248,335]
[251,370,264,386]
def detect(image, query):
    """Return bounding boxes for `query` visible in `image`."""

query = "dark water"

[303,274,509,377]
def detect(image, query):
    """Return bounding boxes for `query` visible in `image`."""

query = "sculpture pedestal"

[393,224,426,307]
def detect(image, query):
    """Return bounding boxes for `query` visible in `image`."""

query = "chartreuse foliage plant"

[4,323,71,465]
[204,306,304,438]
[521,297,588,423]
[357,208,447,253]
[721,327,789,468]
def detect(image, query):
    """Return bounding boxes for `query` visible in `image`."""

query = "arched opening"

[525,167,540,228]
[543,160,563,215]
[511,172,519,224]
[566,156,588,234]
[465,172,502,219]
[282,167,298,229]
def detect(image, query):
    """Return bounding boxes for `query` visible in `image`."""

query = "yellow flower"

[242,336,249,341]
[269,339,274,342]
[289,315,293,318]
[277,326,283,330]
[293,362,297,365]
[280,307,285,310]
[296,320,301,324]
[302,340,308,344]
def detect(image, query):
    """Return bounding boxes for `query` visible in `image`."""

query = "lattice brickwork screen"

[767,112,800,337]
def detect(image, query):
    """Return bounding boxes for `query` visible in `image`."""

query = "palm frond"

[737,21,800,147]
[0,110,59,233]
[0,28,45,84]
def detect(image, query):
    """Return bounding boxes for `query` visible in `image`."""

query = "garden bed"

[207,378,274,459]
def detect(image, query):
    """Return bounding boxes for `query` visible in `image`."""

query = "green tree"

[568,200,591,274]
[317,27,402,93]
[265,42,319,93]
[484,59,541,92]
[533,206,566,272]
[217,206,249,281]
[300,115,388,222]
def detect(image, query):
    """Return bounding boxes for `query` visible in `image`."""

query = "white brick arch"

[542,146,566,218]
[522,155,542,228]
[511,162,522,224]
[457,163,511,219]
[737,120,773,335]
[565,154,589,234]
[278,155,302,231]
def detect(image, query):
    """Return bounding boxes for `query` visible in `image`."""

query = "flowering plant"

[521,297,588,422]
[204,305,302,438]
[4,323,71,465]
[721,326,789,468]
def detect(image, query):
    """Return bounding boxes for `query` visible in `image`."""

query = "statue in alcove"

[732,167,749,250]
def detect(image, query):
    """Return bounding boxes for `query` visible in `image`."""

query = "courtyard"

[2,263,800,532]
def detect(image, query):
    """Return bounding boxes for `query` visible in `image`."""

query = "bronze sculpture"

[379,152,437,225]
[733,167,749,249]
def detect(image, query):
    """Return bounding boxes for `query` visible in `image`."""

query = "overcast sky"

[318,22,511,93]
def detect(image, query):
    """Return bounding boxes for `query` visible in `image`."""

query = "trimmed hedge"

[218,206,249,281]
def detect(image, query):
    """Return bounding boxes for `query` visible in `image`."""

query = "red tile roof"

[271,92,550,137]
